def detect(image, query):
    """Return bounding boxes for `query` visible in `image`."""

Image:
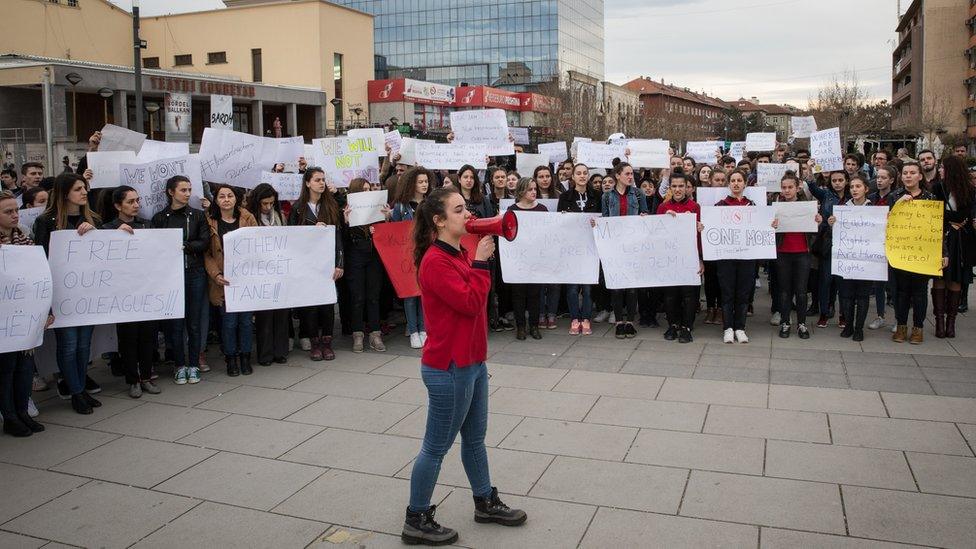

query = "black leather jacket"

[151,205,210,271]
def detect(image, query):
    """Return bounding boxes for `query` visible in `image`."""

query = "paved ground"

[2,289,975,548]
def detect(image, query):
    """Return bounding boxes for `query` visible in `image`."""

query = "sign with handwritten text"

[885,200,944,276]
[500,212,599,284]
[415,142,488,170]
[259,171,303,201]
[700,206,776,260]
[119,155,204,220]
[832,205,889,281]
[450,109,514,156]
[310,137,380,188]
[593,214,700,288]
[0,245,52,352]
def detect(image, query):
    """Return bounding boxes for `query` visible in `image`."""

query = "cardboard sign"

[415,142,488,170]
[137,140,190,163]
[510,127,530,145]
[450,109,515,156]
[348,128,387,156]
[397,137,433,166]
[772,200,819,233]
[347,190,389,227]
[0,245,52,353]
[885,200,944,276]
[310,137,380,188]
[499,212,600,284]
[593,214,701,288]
[516,153,549,177]
[384,130,403,157]
[198,128,304,187]
[729,141,746,162]
[700,206,777,260]
[98,123,146,153]
[119,155,204,220]
[832,205,889,281]
[577,142,627,169]
[756,163,791,192]
[745,132,776,151]
[86,151,137,189]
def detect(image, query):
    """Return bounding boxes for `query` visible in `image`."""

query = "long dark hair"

[533,165,559,199]
[394,167,432,206]
[941,155,973,212]
[294,168,340,225]
[208,184,243,219]
[245,183,281,226]
[457,164,484,204]
[412,187,459,268]
[47,173,100,229]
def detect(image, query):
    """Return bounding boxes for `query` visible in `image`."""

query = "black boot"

[473,487,527,526]
[71,394,93,415]
[81,392,102,408]
[528,326,542,340]
[225,354,240,377]
[401,505,458,546]
[516,326,526,341]
[2,415,32,437]
[663,325,677,340]
[239,353,253,376]
[17,412,45,433]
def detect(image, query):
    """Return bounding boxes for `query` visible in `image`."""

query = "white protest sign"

[791,116,817,138]
[499,198,559,212]
[347,190,389,227]
[686,141,722,164]
[136,140,190,163]
[119,155,203,220]
[832,206,889,281]
[627,139,670,168]
[414,142,488,170]
[269,136,305,164]
[348,128,387,156]
[0,245,52,352]
[701,206,776,260]
[397,137,432,166]
[259,171,303,201]
[450,109,514,156]
[570,137,591,159]
[729,141,746,162]
[384,130,403,157]
[210,95,234,129]
[538,141,568,164]
[310,137,380,188]
[98,124,146,153]
[223,225,337,312]
[756,163,791,192]
[696,186,767,207]
[593,214,701,289]
[86,151,137,189]
[510,127,530,145]
[810,127,843,172]
[198,128,270,186]
[516,153,548,177]
[48,229,185,328]
[577,142,626,169]
[772,200,819,233]
[745,132,776,151]
[499,212,599,284]
[18,206,45,235]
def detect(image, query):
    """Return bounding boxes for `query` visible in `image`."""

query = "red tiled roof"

[759,104,792,115]
[725,98,765,113]
[622,77,728,110]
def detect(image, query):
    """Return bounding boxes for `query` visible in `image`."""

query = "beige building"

[601,81,641,137]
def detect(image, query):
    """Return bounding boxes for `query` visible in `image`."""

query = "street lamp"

[98,88,114,125]
[330,97,343,134]
[65,72,83,141]
[145,102,160,139]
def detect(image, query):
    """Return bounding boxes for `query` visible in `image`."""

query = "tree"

[807,70,880,137]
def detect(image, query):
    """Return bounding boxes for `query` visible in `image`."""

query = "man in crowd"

[0,169,17,192]
[917,149,939,189]
[952,144,968,158]
[17,162,44,196]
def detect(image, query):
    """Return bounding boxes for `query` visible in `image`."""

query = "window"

[207,51,227,64]
[174,54,192,66]
[251,48,262,82]
[67,0,78,6]
[143,57,160,69]
[333,53,344,122]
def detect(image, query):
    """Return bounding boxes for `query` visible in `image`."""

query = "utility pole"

[133,0,144,131]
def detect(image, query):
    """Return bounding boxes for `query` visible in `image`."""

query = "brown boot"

[705,308,716,324]
[909,326,924,344]
[321,336,335,360]
[946,290,961,338]
[715,309,724,326]
[931,288,946,338]
[309,337,323,361]
[892,325,908,343]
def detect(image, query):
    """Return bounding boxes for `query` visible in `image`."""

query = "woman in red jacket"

[403,187,526,546]
[656,172,703,343]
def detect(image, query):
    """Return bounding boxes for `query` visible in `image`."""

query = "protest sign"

[223,226,337,313]
[397,137,432,166]
[137,140,190,163]
[259,171,303,200]
[745,132,776,151]
[686,141,722,164]
[414,142,488,170]
[791,116,817,138]
[348,128,387,155]
[119,155,203,220]
[499,198,559,213]
[772,200,819,233]
[450,109,514,156]
[885,200,944,276]
[510,127,530,145]
[696,186,767,207]
[86,151,137,189]
[384,130,403,156]
[198,128,270,187]
[577,142,627,169]
[627,139,670,168]
[832,206,889,281]
[210,95,233,129]
[701,206,776,260]
[347,190,388,226]
[516,153,549,177]
[48,229,184,328]
[372,222,482,298]
[810,127,843,172]
[99,123,146,153]
[729,141,746,162]
[499,212,600,284]
[269,136,305,165]
[756,163,791,192]
[537,141,568,164]
[593,214,701,288]
[165,92,192,143]
[570,137,591,159]
[0,245,52,353]
[310,137,380,187]
[18,206,44,234]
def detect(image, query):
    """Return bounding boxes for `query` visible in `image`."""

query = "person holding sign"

[32,174,103,413]
[557,163,601,335]
[391,167,432,348]
[507,178,548,341]
[600,162,648,338]
[828,175,874,341]
[930,156,974,338]
[533,165,562,329]
[806,171,850,329]
[403,187,526,546]
[701,169,728,326]
[244,183,292,365]
[773,174,821,339]
[342,179,390,353]
[866,165,899,330]
[656,173,703,344]
[288,168,345,360]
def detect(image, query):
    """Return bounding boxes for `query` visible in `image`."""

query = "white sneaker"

[769,312,781,326]
[419,331,427,345]
[723,328,735,344]
[27,398,39,418]
[891,324,898,333]
[409,333,422,349]
[607,312,616,324]
[734,330,749,344]
[868,316,886,330]
[299,337,311,351]
[593,310,609,323]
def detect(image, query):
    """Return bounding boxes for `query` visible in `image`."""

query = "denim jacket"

[601,185,648,217]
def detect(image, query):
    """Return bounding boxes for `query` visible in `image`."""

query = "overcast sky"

[112,0,897,107]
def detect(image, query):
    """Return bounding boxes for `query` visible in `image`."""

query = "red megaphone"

[465,210,518,241]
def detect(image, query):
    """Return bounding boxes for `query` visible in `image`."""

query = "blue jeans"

[404,297,425,335]
[55,325,95,395]
[818,260,839,315]
[409,362,491,512]
[221,306,253,356]
[539,284,561,318]
[168,267,206,368]
[566,284,592,320]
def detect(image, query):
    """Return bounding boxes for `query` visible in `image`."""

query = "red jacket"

[419,239,491,370]
[657,197,702,257]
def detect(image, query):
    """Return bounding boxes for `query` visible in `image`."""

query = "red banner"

[372,221,481,299]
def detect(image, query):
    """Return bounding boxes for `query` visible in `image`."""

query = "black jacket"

[102,217,149,230]
[557,187,601,213]
[151,205,210,271]
[287,201,345,269]
[33,213,87,255]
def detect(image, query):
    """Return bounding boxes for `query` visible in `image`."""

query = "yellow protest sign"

[885,199,944,276]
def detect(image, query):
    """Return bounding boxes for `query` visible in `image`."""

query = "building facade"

[622,77,728,141]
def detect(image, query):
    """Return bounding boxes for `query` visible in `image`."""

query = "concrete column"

[314,105,326,138]
[50,85,69,140]
[112,90,128,128]
[286,103,298,138]
[251,99,264,136]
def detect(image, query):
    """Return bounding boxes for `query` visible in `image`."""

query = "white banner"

[773,200,819,233]
[516,153,548,177]
[686,141,722,164]
[18,206,44,235]
[86,151,137,189]
[98,123,145,153]
[499,198,559,213]
[450,109,514,156]
[700,206,776,260]
[810,127,843,172]
[48,229,185,328]
[210,95,234,129]
[510,127,530,145]
[404,79,455,103]
[198,128,305,187]
[594,214,701,289]
[499,212,600,284]
[164,92,192,143]
[791,116,817,139]
[347,190,388,227]
[756,163,791,192]
[537,141,568,164]
[745,132,776,151]
[384,130,403,157]
[729,141,746,162]
[397,137,432,166]
[259,171,303,201]
[137,140,190,163]
[570,137,591,160]
[832,206,889,281]
[309,137,380,188]
[119,155,204,220]
[0,245,52,352]
[348,128,387,156]
[223,226,337,313]
[577,142,627,169]
[414,142,488,170]
[696,186,767,207]
[627,139,670,168]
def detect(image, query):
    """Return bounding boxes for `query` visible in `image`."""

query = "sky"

[111,0,898,107]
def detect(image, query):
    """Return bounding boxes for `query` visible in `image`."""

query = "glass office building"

[331,0,604,90]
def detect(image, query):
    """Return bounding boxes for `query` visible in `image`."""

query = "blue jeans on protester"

[404,297,425,335]
[409,362,491,512]
[221,306,253,356]
[566,284,592,320]
[168,267,206,368]
[539,284,561,318]
[55,325,95,395]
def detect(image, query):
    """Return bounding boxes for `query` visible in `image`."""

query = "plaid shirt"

[0,226,33,246]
